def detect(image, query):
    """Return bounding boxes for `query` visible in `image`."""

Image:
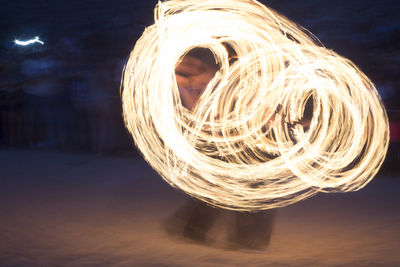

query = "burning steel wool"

[122,0,389,211]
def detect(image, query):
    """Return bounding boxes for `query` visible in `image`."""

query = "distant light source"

[14,36,44,46]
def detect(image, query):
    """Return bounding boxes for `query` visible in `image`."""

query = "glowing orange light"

[122,0,389,211]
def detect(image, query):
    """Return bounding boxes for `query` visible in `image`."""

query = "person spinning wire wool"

[122,0,389,211]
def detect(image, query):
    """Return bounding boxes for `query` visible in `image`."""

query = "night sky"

[2,0,399,86]
[2,0,399,76]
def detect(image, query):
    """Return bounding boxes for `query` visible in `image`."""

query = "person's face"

[175,55,218,110]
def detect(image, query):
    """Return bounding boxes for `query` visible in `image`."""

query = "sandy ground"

[1,149,400,266]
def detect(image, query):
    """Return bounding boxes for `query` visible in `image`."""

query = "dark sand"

[1,149,399,266]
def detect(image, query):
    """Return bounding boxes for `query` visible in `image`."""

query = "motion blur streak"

[14,36,44,46]
[122,0,389,211]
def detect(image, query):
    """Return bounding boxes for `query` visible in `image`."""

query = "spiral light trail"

[122,0,389,211]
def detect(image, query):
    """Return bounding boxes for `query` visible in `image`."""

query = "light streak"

[14,36,44,46]
[122,0,389,211]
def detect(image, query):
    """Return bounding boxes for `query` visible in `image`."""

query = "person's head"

[175,48,219,110]
[184,48,218,69]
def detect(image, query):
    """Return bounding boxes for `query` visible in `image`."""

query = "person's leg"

[229,209,276,249]
[164,198,220,243]
[182,200,220,242]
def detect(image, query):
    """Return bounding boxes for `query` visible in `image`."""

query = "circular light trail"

[122,0,389,211]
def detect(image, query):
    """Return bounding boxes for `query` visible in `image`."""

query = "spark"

[122,0,389,211]
[14,36,44,46]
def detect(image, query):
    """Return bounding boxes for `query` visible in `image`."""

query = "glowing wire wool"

[14,36,44,46]
[122,0,389,211]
